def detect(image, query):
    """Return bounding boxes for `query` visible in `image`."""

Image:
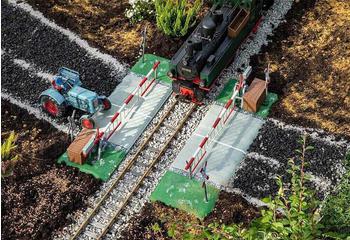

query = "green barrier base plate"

[131,54,171,83]
[58,147,126,182]
[150,171,220,218]
[216,78,278,117]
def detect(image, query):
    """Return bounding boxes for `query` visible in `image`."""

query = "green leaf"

[272,222,284,231]
[184,223,192,229]
[182,233,195,240]
[213,233,221,240]
[167,222,176,237]
[262,197,271,204]
[304,174,312,180]
[306,146,314,150]
[152,222,161,231]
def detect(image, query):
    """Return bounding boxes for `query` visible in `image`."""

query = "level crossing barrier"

[184,76,243,178]
[82,60,161,159]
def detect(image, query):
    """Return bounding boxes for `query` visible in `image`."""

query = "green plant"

[1,131,18,178]
[320,151,350,239]
[155,0,203,37]
[178,135,325,239]
[125,0,155,24]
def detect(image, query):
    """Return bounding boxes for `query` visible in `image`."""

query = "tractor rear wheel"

[80,115,95,129]
[101,97,111,110]
[41,96,65,117]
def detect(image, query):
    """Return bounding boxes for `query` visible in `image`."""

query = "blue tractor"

[39,67,111,129]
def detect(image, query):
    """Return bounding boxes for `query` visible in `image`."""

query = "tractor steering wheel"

[63,77,73,89]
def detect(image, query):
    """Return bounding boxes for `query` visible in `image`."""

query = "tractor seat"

[52,79,63,90]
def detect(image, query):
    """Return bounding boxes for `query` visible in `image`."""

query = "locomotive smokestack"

[186,40,195,57]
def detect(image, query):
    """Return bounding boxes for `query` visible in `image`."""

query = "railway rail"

[70,98,197,240]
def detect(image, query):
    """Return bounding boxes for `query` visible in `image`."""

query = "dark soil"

[24,0,212,65]
[250,0,350,139]
[204,191,261,226]
[1,99,102,240]
[120,191,260,239]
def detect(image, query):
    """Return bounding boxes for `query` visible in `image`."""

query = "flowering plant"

[125,0,155,24]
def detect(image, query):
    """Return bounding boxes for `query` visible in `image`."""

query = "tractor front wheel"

[41,96,65,117]
[101,97,111,110]
[80,115,95,129]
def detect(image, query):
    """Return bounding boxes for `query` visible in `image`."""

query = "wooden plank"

[228,9,250,38]
[243,78,266,113]
[67,128,95,165]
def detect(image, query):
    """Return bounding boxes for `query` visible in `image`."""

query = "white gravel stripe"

[1,92,69,133]
[245,152,281,167]
[246,152,334,193]
[269,118,349,148]
[305,172,333,193]
[8,0,128,75]
[225,187,269,208]
[12,57,55,82]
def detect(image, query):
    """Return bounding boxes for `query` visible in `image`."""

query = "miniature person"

[55,74,69,90]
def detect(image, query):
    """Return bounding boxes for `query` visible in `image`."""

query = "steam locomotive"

[167,0,264,103]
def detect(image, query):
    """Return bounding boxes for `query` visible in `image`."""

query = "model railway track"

[71,98,197,240]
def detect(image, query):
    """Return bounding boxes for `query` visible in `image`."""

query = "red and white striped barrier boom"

[82,60,160,157]
[185,76,243,177]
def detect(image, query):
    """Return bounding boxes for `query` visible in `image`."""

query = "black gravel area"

[1,1,127,99]
[1,52,80,125]
[1,52,49,105]
[232,120,348,199]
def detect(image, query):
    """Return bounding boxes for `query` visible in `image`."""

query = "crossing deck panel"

[92,72,172,152]
[170,103,264,187]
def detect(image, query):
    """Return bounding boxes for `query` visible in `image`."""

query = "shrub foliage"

[320,151,350,239]
[1,131,18,178]
[155,0,203,37]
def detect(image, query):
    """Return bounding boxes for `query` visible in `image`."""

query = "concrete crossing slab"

[171,103,264,187]
[92,72,172,151]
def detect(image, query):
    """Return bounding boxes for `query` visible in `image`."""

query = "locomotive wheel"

[41,95,65,117]
[194,88,205,103]
[101,97,112,110]
[80,115,95,129]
